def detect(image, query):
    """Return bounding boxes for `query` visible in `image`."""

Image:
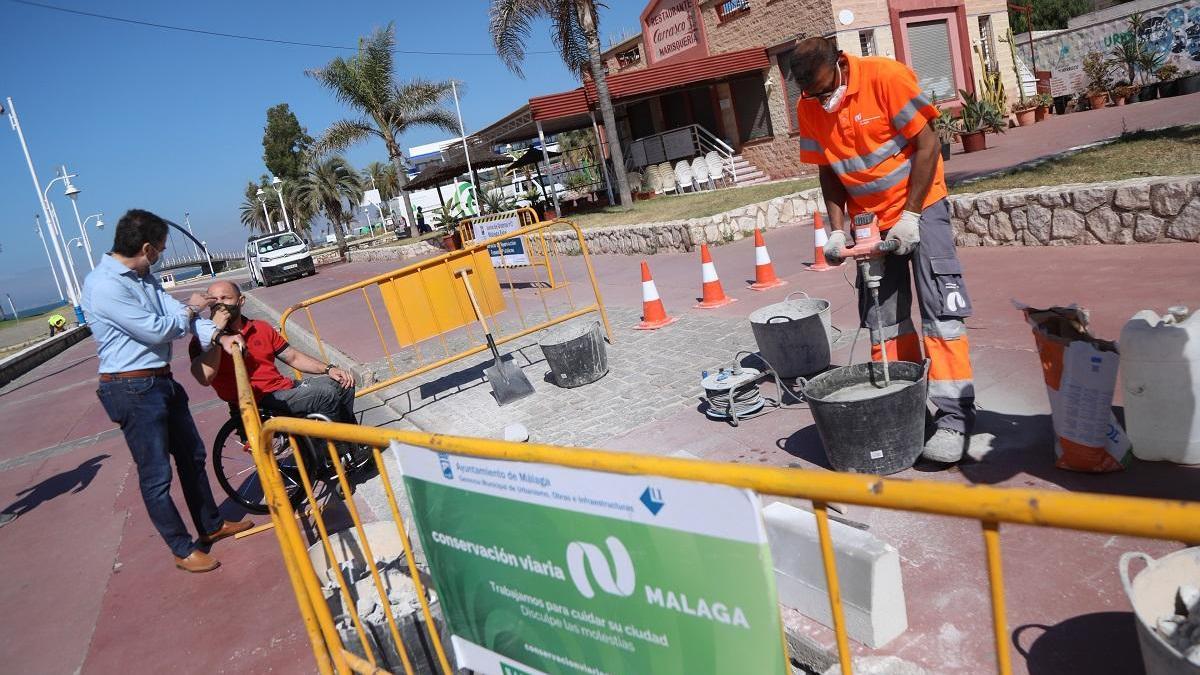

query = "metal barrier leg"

[813,501,853,675]
[982,520,1013,675]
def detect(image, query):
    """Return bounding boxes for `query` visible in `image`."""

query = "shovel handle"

[455,269,490,334]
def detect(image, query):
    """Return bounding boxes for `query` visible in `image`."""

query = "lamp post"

[83,213,104,255]
[3,97,84,325]
[34,216,65,302]
[183,211,199,256]
[255,188,274,232]
[59,165,95,269]
[49,201,83,300]
[271,176,292,231]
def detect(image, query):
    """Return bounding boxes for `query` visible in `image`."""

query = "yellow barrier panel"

[227,360,1200,675]
[279,218,610,400]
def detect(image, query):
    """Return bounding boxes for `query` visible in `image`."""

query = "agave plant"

[953,90,1006,135]
[479,188,517,214]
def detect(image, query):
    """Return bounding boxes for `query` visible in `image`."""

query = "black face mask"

[211,302,242,332]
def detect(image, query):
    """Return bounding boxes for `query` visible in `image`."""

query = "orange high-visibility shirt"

[796,54,947,230]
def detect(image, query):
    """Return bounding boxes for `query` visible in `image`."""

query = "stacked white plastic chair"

[674,161,695,193]
[705,151,728,188]
[628,171,642,194]
[658,163,677,194]
[646,165,664,194]
[690,157,711,191]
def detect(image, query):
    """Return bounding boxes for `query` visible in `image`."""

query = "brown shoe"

[175,550,220,573]
[200,519,254,545]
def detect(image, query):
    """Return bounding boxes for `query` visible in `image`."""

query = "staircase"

[731,154,769,186]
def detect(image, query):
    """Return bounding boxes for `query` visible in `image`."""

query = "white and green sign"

[390,441,789,675]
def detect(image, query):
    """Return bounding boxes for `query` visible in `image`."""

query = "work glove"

[823,230,848,266]
[885,210,921,255]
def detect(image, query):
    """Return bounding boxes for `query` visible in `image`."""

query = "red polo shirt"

[188,317,294,403]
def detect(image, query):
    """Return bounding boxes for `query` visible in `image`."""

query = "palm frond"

[489,0,552,77]
[551,2,591,78]
[313,118,378,157]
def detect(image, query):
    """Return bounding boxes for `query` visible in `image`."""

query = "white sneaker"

[922,428,967,464]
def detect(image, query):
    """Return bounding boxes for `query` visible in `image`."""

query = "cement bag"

[1016,302,1132,472]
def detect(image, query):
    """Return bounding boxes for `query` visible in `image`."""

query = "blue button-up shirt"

[82,254,217,374]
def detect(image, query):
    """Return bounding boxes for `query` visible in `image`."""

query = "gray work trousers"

[259,376,357,425]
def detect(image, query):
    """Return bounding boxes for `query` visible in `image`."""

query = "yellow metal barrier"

[278,218,611,399]
[227,345,1200,675]
[459,208,561,289]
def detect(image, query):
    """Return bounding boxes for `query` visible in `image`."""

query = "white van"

[245,231,315,287]
[506,176,567,206]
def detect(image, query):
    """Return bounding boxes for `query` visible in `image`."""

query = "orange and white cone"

[695,244,737,309]
[806,212,842,272]
[749,228,787,291]
[635,261,678,330]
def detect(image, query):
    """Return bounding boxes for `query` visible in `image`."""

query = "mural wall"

[1031,1,1200,95]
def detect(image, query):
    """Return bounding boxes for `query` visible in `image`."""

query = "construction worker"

[47,313,68,336]
[791,37,974,463]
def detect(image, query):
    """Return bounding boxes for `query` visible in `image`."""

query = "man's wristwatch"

[324,364,335,374]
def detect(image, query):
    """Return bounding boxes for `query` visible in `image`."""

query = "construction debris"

[1156,584,1200,665]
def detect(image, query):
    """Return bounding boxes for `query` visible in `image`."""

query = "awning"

[474,47,770,145]
[405,144,513,191]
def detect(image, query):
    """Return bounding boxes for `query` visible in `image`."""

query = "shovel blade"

[485,359,535,405]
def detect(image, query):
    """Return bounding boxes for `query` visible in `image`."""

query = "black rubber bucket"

[539,321,608,388]
[803,360,929,475]
[749,292,832,378]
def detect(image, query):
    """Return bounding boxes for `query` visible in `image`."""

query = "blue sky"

[0,0,645,311]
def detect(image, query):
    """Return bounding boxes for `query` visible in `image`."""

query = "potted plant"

[1157,64,1181,97]
[953,89,1005,153]
[1112,81,1137,105]
[1136,50,1167,101]
[1081,52,1113,110]
[932,109,956,160]
[1034,92,1054,121]
[431,204,463,251]
[1177,69,1200,95]
[1011,100,1037,126]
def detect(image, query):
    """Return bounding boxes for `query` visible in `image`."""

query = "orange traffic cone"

[635,261,678,330]
[749,228,787,291]
[806,212,842,272]
[695,244,737,309]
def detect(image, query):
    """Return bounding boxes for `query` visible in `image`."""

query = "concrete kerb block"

[241,291,377,388]
[762,501,908,649]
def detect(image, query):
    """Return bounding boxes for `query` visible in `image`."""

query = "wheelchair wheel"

[212,418,307,515]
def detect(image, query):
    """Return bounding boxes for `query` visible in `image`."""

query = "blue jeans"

[97,376,222,558]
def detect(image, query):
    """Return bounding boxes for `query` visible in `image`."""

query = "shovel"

[456,269,534,406]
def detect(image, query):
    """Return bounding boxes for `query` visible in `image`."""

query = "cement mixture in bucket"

[821,380,915,403]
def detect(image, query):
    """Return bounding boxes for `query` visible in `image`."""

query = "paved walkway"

[944,91,1200,185]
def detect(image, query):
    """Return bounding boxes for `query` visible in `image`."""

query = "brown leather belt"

[99,366,172,382]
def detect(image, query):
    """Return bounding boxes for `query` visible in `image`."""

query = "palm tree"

[307,25,459,237]
[490,0,632,208]
[296,156,364,255]
[363,161,400,221]
[239,181,272,233]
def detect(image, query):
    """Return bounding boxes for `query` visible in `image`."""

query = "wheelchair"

[211,407,371,515]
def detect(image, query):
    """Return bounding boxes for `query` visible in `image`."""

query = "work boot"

[175,550,220,573]
[922,428,968,464]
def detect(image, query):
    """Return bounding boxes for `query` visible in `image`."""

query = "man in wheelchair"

[188,281,369,468]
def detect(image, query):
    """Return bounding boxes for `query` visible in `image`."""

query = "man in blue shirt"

[82,209,251,573]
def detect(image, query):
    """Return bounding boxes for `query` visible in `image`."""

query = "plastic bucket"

[803,360,929,474]
[539,321,608,388]
[750,292,832,378]
[1120,547,1200,675]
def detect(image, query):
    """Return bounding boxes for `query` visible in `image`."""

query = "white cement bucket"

[1120,548,1200,675]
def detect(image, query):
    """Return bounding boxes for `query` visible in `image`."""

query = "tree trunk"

[388,146,419,239]
[328,204,348,257]
[580,2,632,208]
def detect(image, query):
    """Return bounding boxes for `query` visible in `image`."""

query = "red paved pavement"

[943,92,1200,185]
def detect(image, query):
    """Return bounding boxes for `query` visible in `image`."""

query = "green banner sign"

[390,442,789,675]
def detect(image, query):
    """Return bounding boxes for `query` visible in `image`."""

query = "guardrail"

[227,346,1200,675]
[278,218,610,399]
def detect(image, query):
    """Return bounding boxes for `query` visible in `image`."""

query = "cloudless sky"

[0,0,645,311]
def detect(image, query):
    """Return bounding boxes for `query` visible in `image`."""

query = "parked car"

[245,231,315,287]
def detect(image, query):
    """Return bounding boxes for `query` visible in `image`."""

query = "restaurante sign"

[643,0,706,65]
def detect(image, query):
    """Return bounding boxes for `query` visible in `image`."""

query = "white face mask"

[821,62,847,114]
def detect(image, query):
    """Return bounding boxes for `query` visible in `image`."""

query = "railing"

[278,218,611,399]
[226,358,1200,675]
[625,123,738,184]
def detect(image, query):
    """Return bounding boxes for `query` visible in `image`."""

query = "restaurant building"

[475,0,1021,183]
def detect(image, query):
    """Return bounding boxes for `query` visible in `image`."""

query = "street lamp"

[256,188,274,232]
[34,216,65,302]
[43,174,86,295]
[271,176,292,231]
[3,97,84,324]
[60,165,95,269]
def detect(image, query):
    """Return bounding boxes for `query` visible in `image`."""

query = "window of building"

[616,45,642,69]
[717,0,751,22]
[978,15,997,73]
[778,47,804,131]
[859,29,877,57]
[730,74,773,143]
[907,19,957,101]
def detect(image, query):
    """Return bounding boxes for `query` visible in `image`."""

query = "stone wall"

[545,175,1200,256]
[950,176,1200,247]
[346,239,442,263]
[700,0,834,56]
